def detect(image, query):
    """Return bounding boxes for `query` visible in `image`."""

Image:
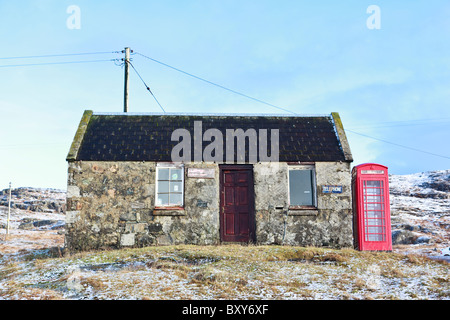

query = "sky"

[0,0,449,190]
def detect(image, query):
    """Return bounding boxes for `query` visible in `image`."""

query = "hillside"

[389,170,449,255]
[0,170,448,300]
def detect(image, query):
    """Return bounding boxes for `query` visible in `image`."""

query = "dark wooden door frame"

[219,164,256,243]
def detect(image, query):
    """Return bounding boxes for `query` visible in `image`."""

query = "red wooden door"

[220,165,255,242]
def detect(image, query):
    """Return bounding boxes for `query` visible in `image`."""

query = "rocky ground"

[0,187,66,253]
[389,170,449,257]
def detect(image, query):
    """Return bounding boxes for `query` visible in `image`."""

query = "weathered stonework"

[65,160,353,251]
[253,161,352,247]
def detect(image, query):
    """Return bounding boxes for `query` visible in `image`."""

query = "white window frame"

[155,163,185,208]
[287,164,317,208]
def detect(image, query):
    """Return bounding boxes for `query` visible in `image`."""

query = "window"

[155,164,184,207]
[288,165,317,207]
[363,180,386,241]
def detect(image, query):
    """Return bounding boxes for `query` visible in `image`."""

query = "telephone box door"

[352,164,392,251]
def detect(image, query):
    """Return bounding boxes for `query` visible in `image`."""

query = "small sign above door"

[187,168,215,179]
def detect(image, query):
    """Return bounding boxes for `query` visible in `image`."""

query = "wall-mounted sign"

[196,200,208,208]
[187,168,215,179]
[361,170,385,175]
[322,185,343,194]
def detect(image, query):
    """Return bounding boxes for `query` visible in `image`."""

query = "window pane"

[368,234,383,241]
[366,188,381,196]
[367,210,383,218]
[170,181,182,193]
[158,168,170,180]
[368,218,385,226]
[169,193,183,206]
[368,226,384,234]
[365,195,384,202]
[366,203,383,211]
[366,181,381,187]
[170,169,182,181]
[157,181,169,193]
[289,169,314,206]
[156,194,169,206]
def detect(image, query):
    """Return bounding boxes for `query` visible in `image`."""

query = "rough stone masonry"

[65,160,353,251]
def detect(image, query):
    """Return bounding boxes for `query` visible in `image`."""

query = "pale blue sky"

[0,0,449,190]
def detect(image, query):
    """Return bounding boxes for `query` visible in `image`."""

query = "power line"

[346,129,450,160]
[347,118,450,129]
[348,122,450,129]
[0,51,118,60]
[0,143,67,149]
[0,59,117,68]
[133,51,449,160]
[134,52,297,115]
[1,48,448,160]
[128,61,166,113]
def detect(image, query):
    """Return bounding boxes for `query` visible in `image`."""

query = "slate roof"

[67,111,353,163]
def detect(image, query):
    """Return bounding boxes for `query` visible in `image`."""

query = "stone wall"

[65,161,220,251]
[254,162,353,247]
[65,161,353,251]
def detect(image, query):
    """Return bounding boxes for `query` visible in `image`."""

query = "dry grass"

[0,244,448,300]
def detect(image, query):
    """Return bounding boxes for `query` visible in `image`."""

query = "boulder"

[392,229,417,245]
[33,220,55,227]
[18,221,35,230]
[414,236,431,244]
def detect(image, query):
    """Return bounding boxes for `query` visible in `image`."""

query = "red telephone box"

[352,163,392,251]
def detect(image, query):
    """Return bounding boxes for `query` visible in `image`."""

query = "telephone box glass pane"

[363,180,386,242]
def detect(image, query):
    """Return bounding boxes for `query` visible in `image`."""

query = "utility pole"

[123,47,131,113]
[6,182,11,239]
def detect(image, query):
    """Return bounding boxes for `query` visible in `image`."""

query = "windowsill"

[288,205,317,210]
[288,206,318,216]
[153,207,186,216]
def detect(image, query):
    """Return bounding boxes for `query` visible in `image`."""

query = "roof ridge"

[92,112,330,118]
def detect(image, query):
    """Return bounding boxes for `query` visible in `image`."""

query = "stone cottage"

[65,110,353,251]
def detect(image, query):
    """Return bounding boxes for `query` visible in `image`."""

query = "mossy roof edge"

[331,112,353,162]
[66,110,93,161]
